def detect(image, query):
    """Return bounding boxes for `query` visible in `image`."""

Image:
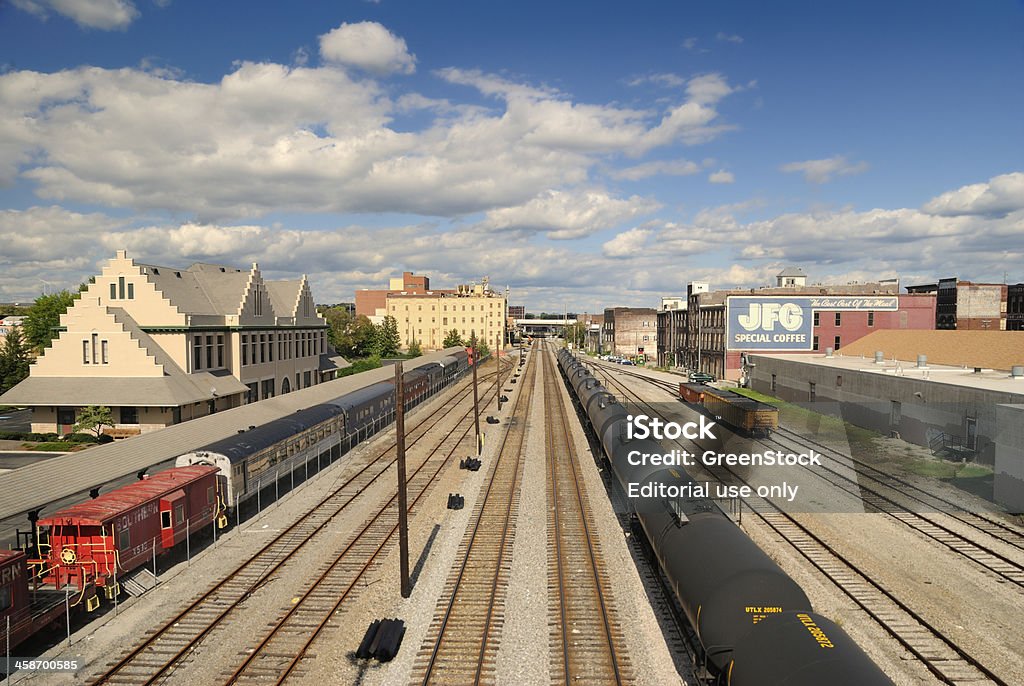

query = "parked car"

[621,359,635,366]
[689,371,715,383]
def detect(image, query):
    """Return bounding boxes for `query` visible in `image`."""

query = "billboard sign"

[726,296,898,351]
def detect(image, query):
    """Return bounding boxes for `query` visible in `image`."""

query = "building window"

[109,283,117,300]
[867,311,875,327]
[101,340,109,364]
[127,282,134,299]
[813,311,820,327]
[834,335,841,350]
[834,312,841,326]
[268,332,274,362]
[261,378,275,399]
[246,382,258,403]
[83,340,90,364]
[91,333,99,365]
[242,335,248,366]
[120,406,138,424]
[193,335,203,370]
[206,335,214,369]
[812,335,819,351]
[217,335,225,367]
[118,276,126,299]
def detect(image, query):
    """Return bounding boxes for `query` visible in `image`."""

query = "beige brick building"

[387,280,507,352]
[0,250,348,435]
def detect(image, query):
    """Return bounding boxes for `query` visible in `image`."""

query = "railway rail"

[541,345,629,685]
[91,359,509,686]
[587,360,1008,685]
[411,344,537,685]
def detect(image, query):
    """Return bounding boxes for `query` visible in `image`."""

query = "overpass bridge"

[518,318,577,336]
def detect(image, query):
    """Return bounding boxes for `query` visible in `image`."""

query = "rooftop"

[838,330,1024,372]
[753,350,1024,397]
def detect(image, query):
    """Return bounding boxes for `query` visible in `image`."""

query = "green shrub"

[64,433,98,444]
[0,431,28,441]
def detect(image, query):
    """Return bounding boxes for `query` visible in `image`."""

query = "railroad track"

[766,429,1024,588]
[585,359,1024,587]
[541,345,629,685]
[91,360,508,685]
[589,362,1008,685]
[411,344,537,685]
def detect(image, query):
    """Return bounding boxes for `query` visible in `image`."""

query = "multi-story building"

[910,278,1009,330]
[0,316,26,342]
[386,279,507,352]
[355,272,452,322]
[603,307,657,357]
[656,297,686,368]
[0,250,347,435]
[683,270,935,382]
[1008,284,1024,331]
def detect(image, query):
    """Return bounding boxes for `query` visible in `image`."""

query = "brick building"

[355,272,451,322]
[908,278,1010,330]
[603,307,657,357]
[681,270,935,382]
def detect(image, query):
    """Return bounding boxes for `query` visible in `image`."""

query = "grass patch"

[731,387,880,451]
[22,442,84,452]
[900,457,991,480]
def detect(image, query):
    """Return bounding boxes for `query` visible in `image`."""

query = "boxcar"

[36,466,221,597]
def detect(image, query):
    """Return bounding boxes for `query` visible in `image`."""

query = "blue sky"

[1,0,1022,311]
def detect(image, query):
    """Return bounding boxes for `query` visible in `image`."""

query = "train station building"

[0,250,348,436]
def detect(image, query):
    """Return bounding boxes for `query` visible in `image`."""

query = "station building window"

[835,312,842,326]
[834,335,841,350]
[868,311,875,327]
[813,312,820,326]
[812,335,819,351]
[120,406,138,424]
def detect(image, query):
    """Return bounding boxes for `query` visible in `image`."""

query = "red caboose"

[36,466,222,597]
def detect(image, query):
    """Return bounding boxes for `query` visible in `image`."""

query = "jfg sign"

[726,296,898,350]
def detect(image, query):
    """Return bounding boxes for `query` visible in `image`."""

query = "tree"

[24,290,77,352]
[377,315,401,357]
[72,406,114,438]
[476,340,490,359]
[323,307,378,358]
[0,327,31,394]
[407,340,422,357]
[442,329,463,348]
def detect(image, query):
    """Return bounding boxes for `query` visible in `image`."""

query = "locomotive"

[556,349,892,686]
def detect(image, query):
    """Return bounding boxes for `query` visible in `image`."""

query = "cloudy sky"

[1,1,1022,312]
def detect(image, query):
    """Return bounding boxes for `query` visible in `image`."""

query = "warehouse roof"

[837,330,1024,372]
[0,347,463,523]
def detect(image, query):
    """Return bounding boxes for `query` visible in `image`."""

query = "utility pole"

[395,362,411,598]
[472,345,481,454]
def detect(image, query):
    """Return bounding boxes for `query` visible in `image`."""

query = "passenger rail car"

[177,353,471,508]
[679,383,778,438]
[34,466,222,606]
[557,349,890,685]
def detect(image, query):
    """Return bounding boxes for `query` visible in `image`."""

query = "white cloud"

[627,73,685,88]
[11,0,139,30]
[319,22,416,75]
[780,155,869,184]
[682,37,708,53]
[476,190,661,240]
[602,227,653,258]
[685,73,735,105]
[612,160,700,180]
[709,169,734,184]
[921,172,1024,217]
[716,32,744,44]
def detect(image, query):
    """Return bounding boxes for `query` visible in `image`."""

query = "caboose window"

[207,486,215,504]
[118,528,130,550]
[161,511,172,528]
[175,504,185,525]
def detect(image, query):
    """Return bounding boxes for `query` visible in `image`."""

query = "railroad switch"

[356,618,406,662]
[447,494,465,510]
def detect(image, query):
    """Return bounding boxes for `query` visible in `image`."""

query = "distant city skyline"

[1,0,1021,312]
